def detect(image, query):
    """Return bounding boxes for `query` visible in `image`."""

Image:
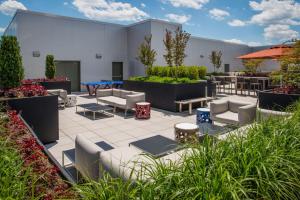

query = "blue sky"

[0,0,300,46]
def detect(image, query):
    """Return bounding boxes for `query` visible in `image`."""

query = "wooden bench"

[175,97,213,114]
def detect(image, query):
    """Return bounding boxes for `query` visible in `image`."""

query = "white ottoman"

[66,94,77,107]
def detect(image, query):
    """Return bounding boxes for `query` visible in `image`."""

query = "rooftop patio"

[45,93,257,166]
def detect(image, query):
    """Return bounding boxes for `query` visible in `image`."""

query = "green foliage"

[0,36,24,89]
[209,50,222,72]
[163,30,174,67]
[163,28,191,68]
[173,27,191,67]
[0,137,32,199]
[137,35,157,74]
[145,66,207,80]
[77,101,300,199]
[197,66,207,79]
[129,76,198,84]
[45,55,56,79]
[278,40,300,87]
[242,59,264,73]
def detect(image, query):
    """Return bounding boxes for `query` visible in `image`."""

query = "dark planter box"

[258,90,300,111]
[39,81,71,94]
[124,80,214,112]
[1,95,59,144]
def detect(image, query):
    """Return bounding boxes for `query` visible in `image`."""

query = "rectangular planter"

[124,80,213,112]
[1,95,59,144]
[39,81,71,94]
[258,90,300,111]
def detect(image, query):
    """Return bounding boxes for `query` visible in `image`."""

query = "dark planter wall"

[258,90,300,111]
[39,81,71,94]
[1,95,59,144]
[124,80,214,112]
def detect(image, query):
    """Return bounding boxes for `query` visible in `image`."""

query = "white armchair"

[210,100,256,126]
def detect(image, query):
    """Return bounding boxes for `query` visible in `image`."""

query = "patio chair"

[47,89,68,108]
[210,100,256,126]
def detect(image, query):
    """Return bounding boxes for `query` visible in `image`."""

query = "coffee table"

[129,135,180,158]
[76,103,114,120]
[198,123,234,141]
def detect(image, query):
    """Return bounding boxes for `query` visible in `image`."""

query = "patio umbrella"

[237,45,292,59]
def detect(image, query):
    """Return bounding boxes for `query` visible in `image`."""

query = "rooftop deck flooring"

[45,93,257,166]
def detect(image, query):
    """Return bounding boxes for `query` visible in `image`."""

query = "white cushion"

[215,111,239,124]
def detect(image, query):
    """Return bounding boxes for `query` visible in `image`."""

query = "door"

[112,62,123,81]
[55,61,80,92]
[224,64,230,72]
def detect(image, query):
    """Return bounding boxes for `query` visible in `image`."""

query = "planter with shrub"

[0,36,59,143]
[0,109,76,199]
[126,66,215,112]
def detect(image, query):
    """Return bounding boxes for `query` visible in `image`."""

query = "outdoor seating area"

[1,7,299,198]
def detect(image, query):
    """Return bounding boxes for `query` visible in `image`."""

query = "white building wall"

[11,10,128,82]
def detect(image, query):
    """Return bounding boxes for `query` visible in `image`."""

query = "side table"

[174,123,199,143]
[135,102,151,119]
[66,94,77,107]
[196,108,212,124]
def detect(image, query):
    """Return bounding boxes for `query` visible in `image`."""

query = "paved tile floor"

[45,93,257,166]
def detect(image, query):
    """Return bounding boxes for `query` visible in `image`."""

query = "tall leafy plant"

[45,55,56,79]
[209,50,222,72]
[137,35,157,76]
[173,27,190,66]
[242,59,264,74]
[163,29,174,67]
[0,36,24,89]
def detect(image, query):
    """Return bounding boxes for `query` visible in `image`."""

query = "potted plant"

[0,36,59,143]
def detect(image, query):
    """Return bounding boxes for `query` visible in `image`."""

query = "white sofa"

[47,89,68,108]
[96,89,145,117]
[75,135,191,181]
[210,100,256,126]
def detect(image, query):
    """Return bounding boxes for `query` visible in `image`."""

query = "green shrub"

[0,138,32,199]
[197,66,207,79]
[187,66,199,80]
[0,36,24,89]
[45,55,56,79]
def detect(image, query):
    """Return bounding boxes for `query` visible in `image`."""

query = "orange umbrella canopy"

[237,45,292,59]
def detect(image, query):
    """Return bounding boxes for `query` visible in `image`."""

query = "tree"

[242,59,264,73]
[209,50,222,72]
[137,35,157,75]
[0,36,24,89]
[45,55,56,79]
[173,27,190,66]
[163,29,174,67]
[278,40,300,87]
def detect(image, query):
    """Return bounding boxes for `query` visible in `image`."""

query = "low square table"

[76,103,114,120]
[198,123,234,141]
[129,135,180,158]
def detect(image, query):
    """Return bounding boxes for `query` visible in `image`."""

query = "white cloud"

[141,3,146,8]
[165,0,209,9]
[228,19,246,27]
[0,0,27,16]
[63,2,69,6]
[72,0,148,22]
[209,8,229,21]
[165,13,191,24]
[263,24,299,41]
[224,39,261,46]
[249,0,300,26]
[0,27,6,33]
